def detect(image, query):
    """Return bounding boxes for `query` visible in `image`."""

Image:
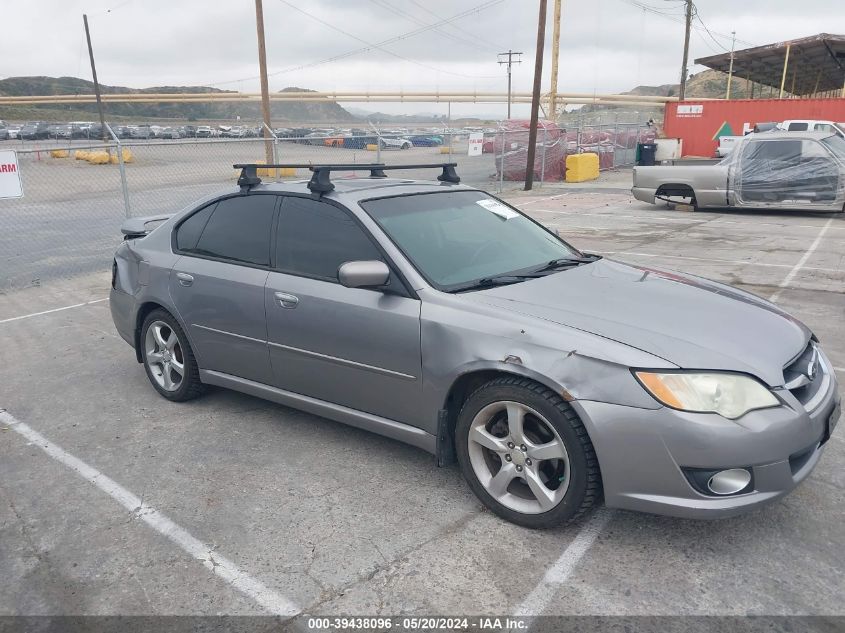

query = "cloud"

[0,0,837,117]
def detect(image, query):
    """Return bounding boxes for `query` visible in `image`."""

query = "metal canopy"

[695,33,845,96]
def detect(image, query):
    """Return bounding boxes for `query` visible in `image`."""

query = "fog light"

[707,469,752,495]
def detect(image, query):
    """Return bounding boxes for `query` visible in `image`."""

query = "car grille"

[783,342,827,409]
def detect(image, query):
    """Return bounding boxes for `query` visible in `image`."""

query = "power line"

[693,4,753,48]
[274,0,500,79]
[367,0,496,53]
[407,0,502,51]
[205,0,504,87]
[616,0,754,48]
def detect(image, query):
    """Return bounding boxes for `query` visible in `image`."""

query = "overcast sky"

[0,0,836,117]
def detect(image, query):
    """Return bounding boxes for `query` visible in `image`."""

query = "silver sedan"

[110,164,840,527]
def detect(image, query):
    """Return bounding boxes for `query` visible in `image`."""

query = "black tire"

[455,376,602,528]
[140,309,205,402]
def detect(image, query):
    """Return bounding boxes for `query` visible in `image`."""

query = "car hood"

[468,258,809,386]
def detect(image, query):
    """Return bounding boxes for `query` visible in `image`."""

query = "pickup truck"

[632,130,845,212]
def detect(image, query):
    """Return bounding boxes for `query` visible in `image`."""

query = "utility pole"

[725,30,736,99]
[254,0,274,166]
[678,0,693,101]
[524,0,547,191]
[82,14,108,142]
[497,50,522,119]
[549,0,562,120]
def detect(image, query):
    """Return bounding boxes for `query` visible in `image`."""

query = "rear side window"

[175,203,215,251]
[276,197,382,279]
[178,195,276,266]
[787,122,808,131]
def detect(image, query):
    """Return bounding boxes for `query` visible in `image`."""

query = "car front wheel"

[455,377,602,528]
[141,309,205,402]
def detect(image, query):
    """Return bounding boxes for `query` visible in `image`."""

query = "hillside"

[0,76,356,123]
[578,69,773,115]
[627,69,770,100]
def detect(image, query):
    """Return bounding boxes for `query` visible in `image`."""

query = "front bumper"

[573,368,840,519]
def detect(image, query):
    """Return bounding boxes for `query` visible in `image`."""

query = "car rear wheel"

[141,309,205,402]
[455,377,602,528]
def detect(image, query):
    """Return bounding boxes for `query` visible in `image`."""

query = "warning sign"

[468,132,484,157]
[0,150,23,199]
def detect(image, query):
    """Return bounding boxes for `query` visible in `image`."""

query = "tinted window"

[175,203,215,251]
[361,191,580,290]
[787,122,808,131]
[276,197,382,279]
[183,195,276,266]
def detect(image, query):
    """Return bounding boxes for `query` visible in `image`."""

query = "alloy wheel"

[144,320,185,392]
[467,401,571,514]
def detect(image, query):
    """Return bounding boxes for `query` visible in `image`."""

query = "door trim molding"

[199,369,435,454]
[268,340,417,381]
[193,323,264,344]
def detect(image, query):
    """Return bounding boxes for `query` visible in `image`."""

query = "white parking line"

[0,409,300,617]
[531,208,845,232]
[835,367,845,373]
[600,251,840,274]
[512,508,613,620]
[0,298,109,325]
[768,217,835,304]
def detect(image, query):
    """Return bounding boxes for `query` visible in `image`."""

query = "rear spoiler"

[120,214,173,239]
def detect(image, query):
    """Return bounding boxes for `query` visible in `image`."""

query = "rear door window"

[179,195,277,266]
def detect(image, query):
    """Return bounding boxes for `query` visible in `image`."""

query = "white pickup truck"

[716,120,845,157]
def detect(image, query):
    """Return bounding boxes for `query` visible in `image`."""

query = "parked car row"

[0,120,497,146]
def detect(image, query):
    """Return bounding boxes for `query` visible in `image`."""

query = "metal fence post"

[613,120,619,169]
[498,129,505,193]
[540,125,547,185]
[107,124,131,218]
[264,123,280,177]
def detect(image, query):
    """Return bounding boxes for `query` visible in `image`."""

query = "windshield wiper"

[531,253,601,274]
[449,273,543,293]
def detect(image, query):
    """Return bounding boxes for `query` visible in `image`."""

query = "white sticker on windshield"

[477,198,519,220]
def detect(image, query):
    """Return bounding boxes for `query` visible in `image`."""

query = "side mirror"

[338,260,390,289]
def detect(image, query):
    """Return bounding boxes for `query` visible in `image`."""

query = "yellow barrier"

[233,162,298,179]
[565,153,600,183]
[439,146,452,154]
[74,150,90,160]
[366,144,379,151]
[86,150,110,164]
[50,149,69,158]
[109,148,134,164]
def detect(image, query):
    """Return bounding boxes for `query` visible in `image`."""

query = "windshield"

[361,190,582,291]
[822,135,845,162]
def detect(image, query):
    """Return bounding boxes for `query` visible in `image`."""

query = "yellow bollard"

[50,149,69,158]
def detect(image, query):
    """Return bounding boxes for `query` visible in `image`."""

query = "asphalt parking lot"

[1,185,844,624]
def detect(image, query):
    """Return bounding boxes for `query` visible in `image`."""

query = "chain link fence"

[0,120,652,291]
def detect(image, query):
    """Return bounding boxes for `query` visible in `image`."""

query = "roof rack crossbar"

[232,162,460,194]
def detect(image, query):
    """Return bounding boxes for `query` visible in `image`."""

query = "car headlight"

[634,371,779,419]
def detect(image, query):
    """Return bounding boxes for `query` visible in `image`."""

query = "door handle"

[274,291,299,308]
[176,272,193,286]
